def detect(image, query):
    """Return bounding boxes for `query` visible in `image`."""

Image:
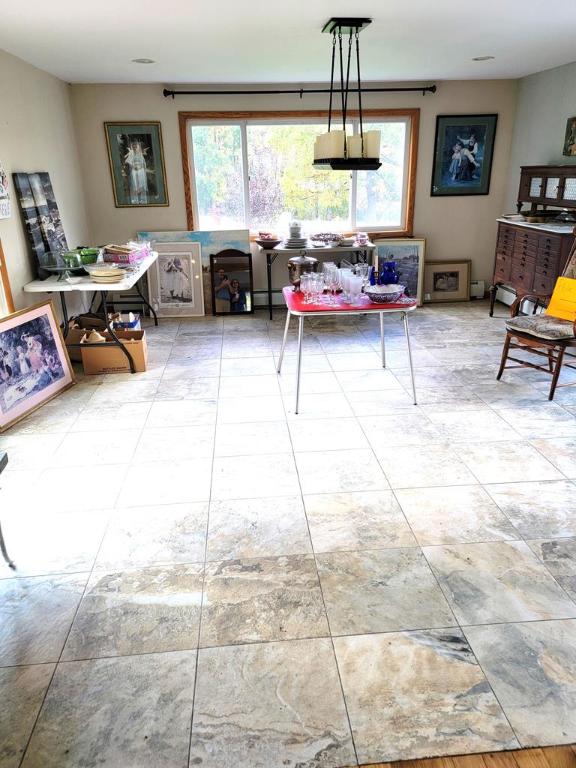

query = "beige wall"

[0,49,90,311]
[71,79,518,292]
[506,60,576,210]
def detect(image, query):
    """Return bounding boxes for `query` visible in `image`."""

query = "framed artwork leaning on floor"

[148,242,205,318]
[373,238,425,305]
[0,300,74,433]
[424,260,471,302]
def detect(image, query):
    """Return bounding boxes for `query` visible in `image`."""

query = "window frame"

[178,109,419,239]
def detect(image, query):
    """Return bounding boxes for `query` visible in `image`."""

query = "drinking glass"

[300,273,312,303]
[349,275,363,304]
[339,268,353,302]
[309,273,319,304]
[326,266,339,304]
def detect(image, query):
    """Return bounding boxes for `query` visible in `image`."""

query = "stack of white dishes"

[87,266,125,284]
[285,222,307,249]
[284,237,307,249]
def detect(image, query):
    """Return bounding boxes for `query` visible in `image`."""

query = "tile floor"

[1,300,576,768]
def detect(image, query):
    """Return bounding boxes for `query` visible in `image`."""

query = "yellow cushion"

[545,277,576,322]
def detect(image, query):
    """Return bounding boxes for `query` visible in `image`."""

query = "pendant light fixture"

[313,17,381,171]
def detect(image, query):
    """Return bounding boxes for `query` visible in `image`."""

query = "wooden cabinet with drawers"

[489,220,574,316]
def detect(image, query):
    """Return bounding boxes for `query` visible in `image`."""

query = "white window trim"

[186,115,412,233]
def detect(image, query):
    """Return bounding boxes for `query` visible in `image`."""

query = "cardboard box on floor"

[80,330,148,374]
[65,316,107,362]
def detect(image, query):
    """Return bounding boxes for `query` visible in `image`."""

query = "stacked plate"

[284,237,308,249]
[88,267,125,284]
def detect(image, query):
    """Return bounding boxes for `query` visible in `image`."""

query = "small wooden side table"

[0,451,15,569]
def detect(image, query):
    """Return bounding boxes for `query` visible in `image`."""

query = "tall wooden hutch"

[490,164,576,315]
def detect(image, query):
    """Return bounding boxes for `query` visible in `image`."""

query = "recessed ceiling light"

[132,58,155,64]
[472,55,495,61]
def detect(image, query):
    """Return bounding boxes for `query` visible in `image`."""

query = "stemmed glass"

[300,273,312,303]
[323,265,339,305]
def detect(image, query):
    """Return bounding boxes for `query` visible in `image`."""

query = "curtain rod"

[163,84,436,98]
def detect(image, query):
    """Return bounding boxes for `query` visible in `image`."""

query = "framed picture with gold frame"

[424,260,471,302]
[0,239,15,317]
[0,300,75,433]
[104,121,169,208]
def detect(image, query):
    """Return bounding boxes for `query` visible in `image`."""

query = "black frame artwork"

[12,172,68,279]
[104,121,169,208]
[431,114,498,197]
[210,250,254,316]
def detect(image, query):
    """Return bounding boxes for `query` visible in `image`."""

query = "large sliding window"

[181,110,418,236]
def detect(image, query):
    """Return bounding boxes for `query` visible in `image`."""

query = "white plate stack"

[284,222,307,249]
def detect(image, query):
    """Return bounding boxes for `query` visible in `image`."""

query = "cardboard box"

[65,316,107,362]
[80,329,148,375]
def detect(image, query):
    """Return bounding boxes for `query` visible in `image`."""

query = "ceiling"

[1,0,576,84]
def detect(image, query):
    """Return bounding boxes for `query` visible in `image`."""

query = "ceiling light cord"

[328,32,337,132]
[355,30,364,152]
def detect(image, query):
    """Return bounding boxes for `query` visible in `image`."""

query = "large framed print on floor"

[373,238,425,306]
[148,242,205,317]
[105,122,168,208]
[431,114,498,196]
[0,300,75,433]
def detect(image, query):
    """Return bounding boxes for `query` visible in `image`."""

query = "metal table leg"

[277,310,291,374]
[379,312,386,368]
[295,316,304,414]
[59,293,70,339]
[0,522,15,570]
[134,277,158,326]
[101,291,136,374]
[403,311,417,405]
[267,253,273,319]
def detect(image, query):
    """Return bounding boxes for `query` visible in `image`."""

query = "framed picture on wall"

[0,300,75,433]
[210,250,254,315]
[372,238,425,306]
[563,117,576,156]
[148,242,205,318]
[431,114,498,196]
[424,260,471,302]
[104,121,169,207]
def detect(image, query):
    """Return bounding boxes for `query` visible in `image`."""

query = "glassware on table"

[349,275,363,304]
[339,268,353,302]
[354,263,371,298]
[300,273,312,303]
[324,266,340,305]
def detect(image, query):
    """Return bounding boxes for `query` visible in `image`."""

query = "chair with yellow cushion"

[496,273,576,400]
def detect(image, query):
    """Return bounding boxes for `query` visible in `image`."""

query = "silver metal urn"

[287,254,318,291]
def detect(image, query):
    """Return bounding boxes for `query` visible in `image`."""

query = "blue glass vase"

[379,261,399,285]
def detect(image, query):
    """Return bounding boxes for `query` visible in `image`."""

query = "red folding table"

[277,286,418,414]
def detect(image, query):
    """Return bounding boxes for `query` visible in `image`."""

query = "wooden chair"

[497,254,576,400]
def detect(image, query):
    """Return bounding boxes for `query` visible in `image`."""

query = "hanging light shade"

[313,17,381,171]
